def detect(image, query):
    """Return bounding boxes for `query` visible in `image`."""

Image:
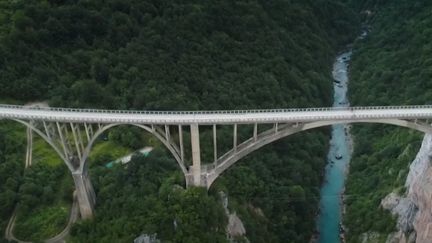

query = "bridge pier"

[72,167,95,219]
[189,124,203,187]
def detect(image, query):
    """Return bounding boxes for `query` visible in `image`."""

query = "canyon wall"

[382,134,432,243]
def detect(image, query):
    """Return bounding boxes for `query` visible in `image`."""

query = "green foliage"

[14,161,73,241]
[32,137,63,166]
[89,140,132,166]
[0,122,74,241]
[14,204,69,241]
[0,0,360,242]
[0,0,357,110]
[212,131,330,242]
[349,1,432,106]
[344,128,420,242]
[344,1,432,241]
[0,121,25,237]
[70,151,227,242]
[107,126,147,150]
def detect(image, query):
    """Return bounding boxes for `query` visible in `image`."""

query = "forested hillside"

[0,0,359,242]
[0,0,357,110]
[0,123,25,240]
[344,0,432,242]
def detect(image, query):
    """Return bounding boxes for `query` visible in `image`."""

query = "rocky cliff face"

[219,192,248,242]
[381,134,432,243]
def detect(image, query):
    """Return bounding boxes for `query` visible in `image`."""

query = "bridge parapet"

[2,104,432,116]
[3,104,432,126]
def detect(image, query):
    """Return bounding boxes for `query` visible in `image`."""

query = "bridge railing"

[1,104,432,115]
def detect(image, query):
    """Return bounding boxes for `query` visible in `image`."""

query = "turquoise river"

[317,49,353,243]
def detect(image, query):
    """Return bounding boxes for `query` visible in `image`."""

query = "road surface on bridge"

[1,104,432,125]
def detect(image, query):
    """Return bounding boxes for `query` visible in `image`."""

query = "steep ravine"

[341,2,432,242]
[316,50,353,243]
[382,134,432,243]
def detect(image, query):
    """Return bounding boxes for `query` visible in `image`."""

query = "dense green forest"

[344,0,432,242]
[0,0,360,242]
[13,146,73,241]
[71,149,228,242]
[0,0,357,110]
[0,122,25,240]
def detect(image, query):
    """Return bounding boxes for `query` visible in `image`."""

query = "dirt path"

[5,194,79,243]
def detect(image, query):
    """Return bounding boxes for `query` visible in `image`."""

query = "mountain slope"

[345,1,432,242]
[0,0,359,242]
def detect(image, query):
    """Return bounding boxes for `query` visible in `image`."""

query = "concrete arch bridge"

[1,104,432,219]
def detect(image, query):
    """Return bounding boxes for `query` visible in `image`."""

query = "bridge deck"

[1,104,432,125]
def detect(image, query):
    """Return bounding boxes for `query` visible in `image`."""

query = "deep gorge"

[2,0,432,242]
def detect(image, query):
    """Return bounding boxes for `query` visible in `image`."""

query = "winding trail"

[4,207,31,243]
[45,193,79,243]
[5,194,79,243]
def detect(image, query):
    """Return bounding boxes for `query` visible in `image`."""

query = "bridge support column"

[190,124,202,187]
[72,166,95,219]
[233,124,237,151]
[213,124,217,163]
[179,125,184,162]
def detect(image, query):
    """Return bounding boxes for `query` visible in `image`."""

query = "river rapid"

[316,50,353,243]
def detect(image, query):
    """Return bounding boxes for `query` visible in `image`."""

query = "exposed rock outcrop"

[385,230,415,243]
[381,193,417,233]
[361,231,380,243]
[219,191,248,242]
[133,234,160,243]
[382,134,432,243]
[228,213,246,237]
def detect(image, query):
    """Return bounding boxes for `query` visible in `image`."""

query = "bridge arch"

[206,119,432,188]
[11,119,72,170]
[79,123,187,175]
[6,119,188,219]
[7,119,187,175]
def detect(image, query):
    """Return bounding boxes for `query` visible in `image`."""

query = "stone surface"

[381,193,417,233]
[361,231,380,243]
[220,191,248,241]
[386,230,406,243]
[134,234,160,243]
[227,213,246,237]
[72,168,96,219]
[385,231,416,243]
[382,134,432,243]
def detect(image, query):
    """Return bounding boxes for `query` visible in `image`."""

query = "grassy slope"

[90,141,132,164]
